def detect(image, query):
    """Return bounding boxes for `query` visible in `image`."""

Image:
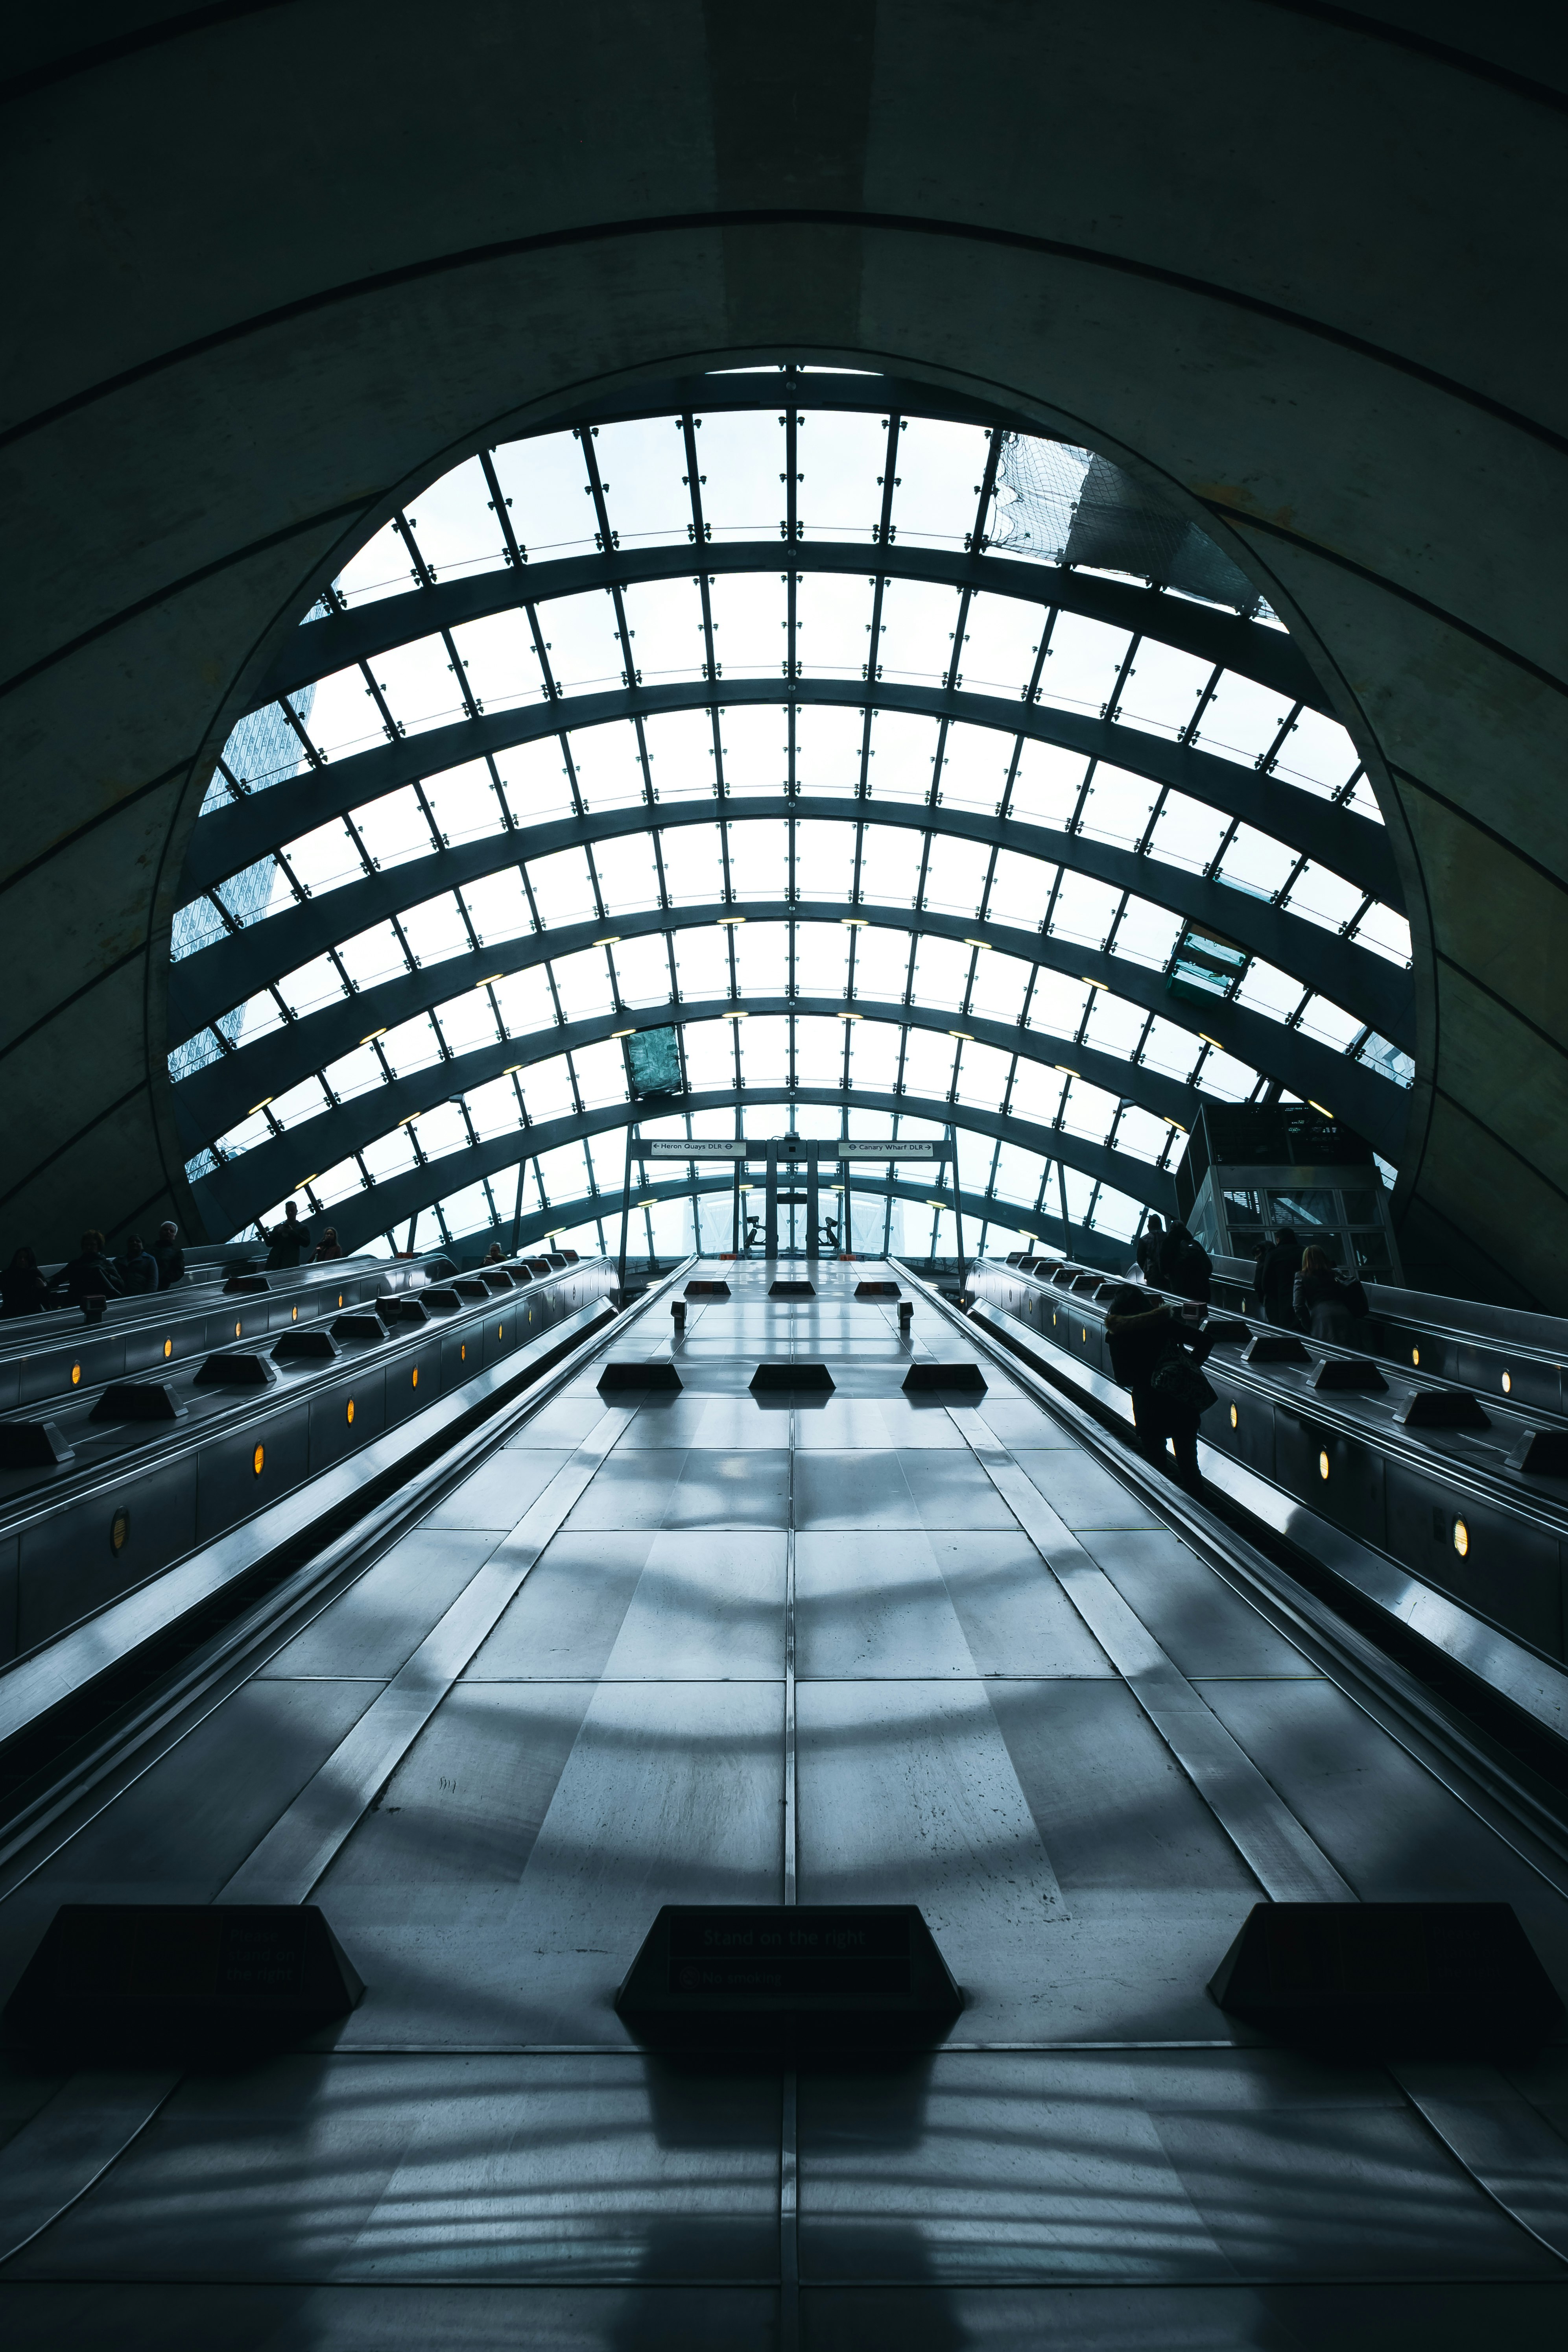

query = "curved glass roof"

[166,376,1413,1264]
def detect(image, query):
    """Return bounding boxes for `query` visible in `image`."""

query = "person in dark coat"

[1253,1227,1301,1326]
[1293,1244,1369,1344]
[1155,1219,1212,1304]
[1,1247,48,1318]
[259,1200,313,1269]
[1103,1283,1214,1494]
[151,1221,185,1290]
[1134,1214,1164,1281]
[46,1231,124,1307]
[116,1233,159,1293]
[312,1228,342,1262]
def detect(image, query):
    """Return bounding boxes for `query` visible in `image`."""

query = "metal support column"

[806,1151,819,1261]
[765,1141,780,1260]
[732,1156,742,1255]
[510,1157,526,1256]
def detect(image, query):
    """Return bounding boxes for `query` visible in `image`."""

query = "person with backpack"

[1155,1219,1212,1304]
[1293,1244,1369,1345]
[1103,1284,1216,1494]
[1253,1227,1301,1326]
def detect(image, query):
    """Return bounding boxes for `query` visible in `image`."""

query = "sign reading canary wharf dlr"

[635,1139,950,1159]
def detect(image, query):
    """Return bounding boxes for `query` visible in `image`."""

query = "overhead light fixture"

[717,913,746,926]
[948,1029,972,1041]
[838,1010,863,1022]
[299,1175,317,1188]
[841,916,868,927]
[611,1026,636,1038]
[1054,1064,1079,1077]
[595,935,620,947]
[475,972,504,989]
[398,1112,421,1126]
[1308,1100,1334,1118]
[927,1197,949,1210]
[360,1028,388,1044]
[1167,1118,1188,1131]
[502,1061,525,1074]
[963,937,992,950]
[723,1008,749,1020]
[249,1097,274,1116]
[1083,976,1107,989]
[1199,1033,1222,1048]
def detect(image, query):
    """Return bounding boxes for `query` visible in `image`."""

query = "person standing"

[1104,1285,1215,1494]
[116,1233,160,1293]
[1,1247,48,1318]
[258,1200,313,1269]
[312,1228,343,1262]
[46,1231,124,1307]
[1253,1227,1301,1327]
[151,1221,185,1289]
[1155,1219,1212,1304]
[1293,1244,1369,1344]
[1135,1214,1164,1281]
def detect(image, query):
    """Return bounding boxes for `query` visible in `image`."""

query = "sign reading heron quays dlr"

[615,1905,963,2046]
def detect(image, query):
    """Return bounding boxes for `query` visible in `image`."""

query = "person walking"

[1103,1284,1216,1494]
[1293,1244,1369,1345]
[1,1246,48,1318]
[1253,1227,1301,1326]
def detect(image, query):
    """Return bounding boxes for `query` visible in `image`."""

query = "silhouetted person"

[1293,1243,1369,1345]
[484,1241,505,1264]
[117,1232,159,1293]
[312,1227,342,1261]
[1104,1284,1214,1494]
[258,1200,312,1269]
[1135,1214,1164,1280]
[1,1247,47,1318]
[151,1221,185,1290]
[47,1230,123,1307]
[1253,1227,1301,1326]
[1155,1218,1212,1304]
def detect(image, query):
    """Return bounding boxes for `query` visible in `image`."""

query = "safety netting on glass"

[165,381,1413,1264]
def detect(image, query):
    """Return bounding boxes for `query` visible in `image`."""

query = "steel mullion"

[277,697,327,770]
[392,509,437,590]
[478,449,526,568]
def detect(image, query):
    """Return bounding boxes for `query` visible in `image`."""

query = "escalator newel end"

[1208,1901,1564,2057]
[598,1361,683,1394]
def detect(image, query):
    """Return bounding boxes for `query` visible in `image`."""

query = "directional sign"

[635,1138,951,1161]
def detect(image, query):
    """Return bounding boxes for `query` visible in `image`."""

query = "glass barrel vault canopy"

[164,375,1414,1265]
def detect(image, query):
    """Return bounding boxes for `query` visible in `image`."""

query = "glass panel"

[321,1042,386,1105]
[527,846,598,926]
[877,576,963,683]
[682,1015,736,1090]
[334,518,413,608]
[1267,1189,1337,1230]
[1117,641,1214,739]
[720,702,790,795]
[1214,825,1296,901]
[794,922,849,998]
[865,709,939,802]
[795,817,856,901]
[592,832,660,913]
[401,457,509,582]
[497,740,575,826]
[796,571,875,679]
[1037,612,1130,718]
[900,1028,958,1099]
[594,415,692,549]
[671,924,730,999]
[284,817,360,898]
[955,1040,1011,1107]
[434,990,499,1056]
[374,636,466,736]
[937,723,1011,812]
[518,1054,576,1122]
[795,704,863,798]
[621,577,705,686]
[959,593,1042,698]
[982,847,1051,931]
[1083,991,1146,1056]
[795,1016,844,1088]
[708,571,788,680]
[1192,672,1292,766]
[739,1013,789,1088]
[425,760,507,846]
[851,925,913,1001]
[1353,1232,1393,1276]
[1025,972,1094,1039]
[1146,793,1228,873]
[551,947,614,1021]
[1076,765,1157,848]
[489,431,595,560]
[734,920,790,997]
[619,1028,678,1100]
[302,667,384,763]
[921,834,990,917]
[491,965,556,1036]
[725,817,787,899]
[889,417,989,548]
[354,787,435,869]
[1296,993,1363,1050]
[1351,902,1412,966]
[968,949,1031,1025]
[910,934,971,1010]
[1008,740,1086,828]
[334,922,405,991]
[849,1020,901,1089]
[692,409,787,540]
[570,721,646,812]
[797,408,887,540]
[644,708,718,802]
[610,934,673,1008]
[381,1013,443,1077]
[1048,871,1122,948]
[1111,900,1181,971]
[1270,708,1360,799]
[536,590,621,695]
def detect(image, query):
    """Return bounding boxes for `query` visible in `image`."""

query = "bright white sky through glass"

[175,392,1409,1260]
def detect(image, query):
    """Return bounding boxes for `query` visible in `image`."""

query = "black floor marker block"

[769,1280,817,1299]
[751,1362,835,1393]
[3,1904,365,2058]
[686,1280,731,1298]
[1209,1901,1563,2056]
[598,1361,683,1393]
[903,1363,987,1393]
[616,1904,963,2050]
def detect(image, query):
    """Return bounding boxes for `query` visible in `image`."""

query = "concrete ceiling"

[2,0,1563,1303]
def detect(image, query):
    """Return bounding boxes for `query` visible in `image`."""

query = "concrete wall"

[2,2,1563,1302]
